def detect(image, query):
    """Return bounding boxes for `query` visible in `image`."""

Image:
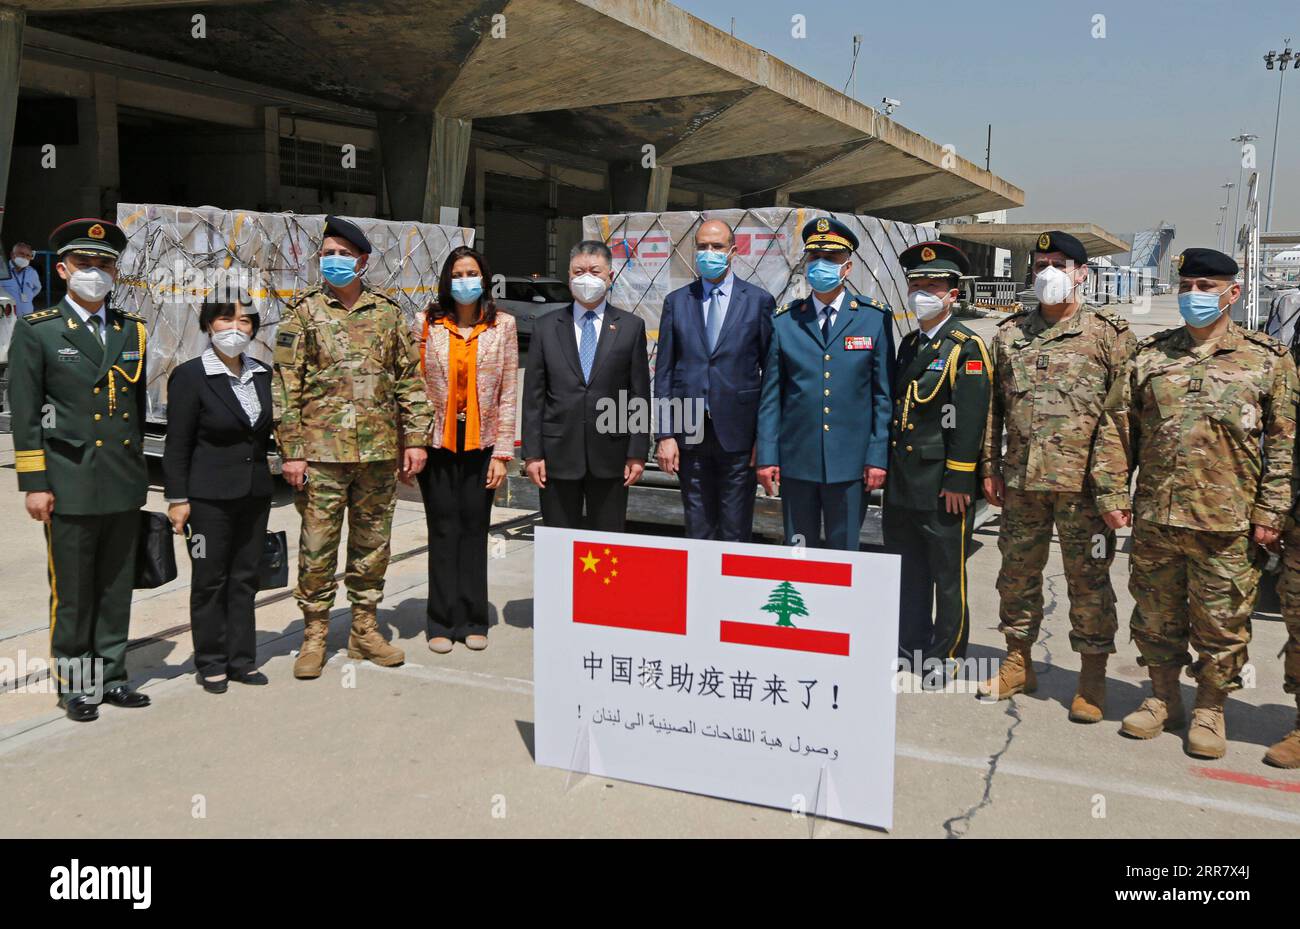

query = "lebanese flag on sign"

[718,554,853,656]
[572,541,688,635]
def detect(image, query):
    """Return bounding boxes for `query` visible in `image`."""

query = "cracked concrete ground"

[2,297,1299,838]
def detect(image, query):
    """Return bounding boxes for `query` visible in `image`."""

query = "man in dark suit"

[884,241,990,670]
[522,240,650,531]
[654,219,775,541]
[756,217,896,551]
[8,218,152,721]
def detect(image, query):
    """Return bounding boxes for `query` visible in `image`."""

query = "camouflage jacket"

[1092,322,1298,532]
[981,306,1136,492]
[272,286,433,463]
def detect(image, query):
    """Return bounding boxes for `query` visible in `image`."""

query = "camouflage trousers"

[1273,522,1300,694]
[1129,519,1259,691]
[996,487,1118,653]
[293,460,398,614]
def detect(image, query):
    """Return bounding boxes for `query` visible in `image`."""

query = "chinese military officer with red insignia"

[8,219,152,722]
[756,216,896,550]
[885,241,990,672]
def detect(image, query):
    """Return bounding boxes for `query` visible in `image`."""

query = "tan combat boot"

[976,640,1036,700]
[347,608,405,667]
[1186,684,1228,759]
[1263,698,1300,768]
[1120,664,1185,738]
[1069,653,1108,723]
[293,613,330,679]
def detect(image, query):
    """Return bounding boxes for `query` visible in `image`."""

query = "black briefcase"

[257,530,289,591]
[134,510,178,589]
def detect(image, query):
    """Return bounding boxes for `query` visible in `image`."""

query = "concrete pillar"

[608,158,649,213]
[75,74,119,220]
[377,110,432,222]
[1009,244,1030,285]
[260,106,281,211]
[423,113,472,225]
[646,165,671,212]
[0,6,25,238]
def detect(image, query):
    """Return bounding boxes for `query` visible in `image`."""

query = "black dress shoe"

[58,695,99,723]
[197,675,228,694]
[102,684,151,708]
[229,670,269,686]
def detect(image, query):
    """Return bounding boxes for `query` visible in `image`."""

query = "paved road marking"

[1191,765,1300,794]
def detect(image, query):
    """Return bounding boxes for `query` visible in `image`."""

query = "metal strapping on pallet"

[112,204,474,424]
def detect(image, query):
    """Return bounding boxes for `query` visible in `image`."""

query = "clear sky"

[674,0,1300,249]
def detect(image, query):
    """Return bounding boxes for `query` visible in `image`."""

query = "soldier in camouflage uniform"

[273,216,433,679]
[1272,460,1300,767]
[1094,248,1297,760]
[978,231,1136,724]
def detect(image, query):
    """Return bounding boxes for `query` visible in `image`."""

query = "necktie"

[705,288,722,353]
[821,307,832,341]
[579,310,597,383]
[86,313,103,345]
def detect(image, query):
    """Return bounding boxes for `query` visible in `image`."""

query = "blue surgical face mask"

[1178,290,1226,328]
[450,276,484,305]
[320,254,359,287]
[806,258,846,294]
[696,249,730,281]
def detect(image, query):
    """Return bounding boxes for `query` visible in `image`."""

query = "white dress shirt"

[202,348,265,427]
[572,299,607,349]
[811,289,847,333]
[66,293,107,341]
[920,312,951,341]
[701,269,735,332]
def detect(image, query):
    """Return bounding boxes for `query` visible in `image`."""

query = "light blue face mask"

[320,254,359,287]
[696,249,730,281]
[1178,290,1226,327]
[450,276,484,305]
[806,258,846,294]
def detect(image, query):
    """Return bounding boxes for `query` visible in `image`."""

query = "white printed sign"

[533,527,901,829]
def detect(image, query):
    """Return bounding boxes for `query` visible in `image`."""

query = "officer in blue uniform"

[756,217,896,550]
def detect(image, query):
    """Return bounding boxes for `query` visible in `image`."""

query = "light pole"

[1230,132,1258,254]
[1263,42,1294,231]
[1219,184,1234,250]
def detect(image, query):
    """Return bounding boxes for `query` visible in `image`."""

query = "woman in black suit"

[162,297,274,693]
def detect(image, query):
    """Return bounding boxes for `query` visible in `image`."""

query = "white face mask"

[67,266,114,302]
[907,290,948,323]
[211,328,251,356]
[1033,265,1076,306]
[570,272,609,305]
[11,256,30,269]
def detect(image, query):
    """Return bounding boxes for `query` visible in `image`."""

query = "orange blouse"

[439,315,488,450]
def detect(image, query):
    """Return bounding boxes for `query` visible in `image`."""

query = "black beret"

[900,240,970,278]
[801,216,858,253]
[49,218,127,259]
[322,215,372,255]
[1033,230,1087,264]
[1177,248,1238,278]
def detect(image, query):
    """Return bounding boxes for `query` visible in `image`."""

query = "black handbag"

[257,530,289,591]
[134,510,178,589]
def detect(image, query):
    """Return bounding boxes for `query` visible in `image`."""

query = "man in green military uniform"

[1094,247,1297,759]
[9,218,152,722]
[978,231,1136,724]
[273,215,433,679]
[884,241,990,674]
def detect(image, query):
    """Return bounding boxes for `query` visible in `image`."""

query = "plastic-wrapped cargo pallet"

[113,203,473,424]
[582,208,937,361]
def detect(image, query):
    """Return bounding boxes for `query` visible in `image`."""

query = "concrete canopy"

[24,0,1024,222]
[938,223,1130,259]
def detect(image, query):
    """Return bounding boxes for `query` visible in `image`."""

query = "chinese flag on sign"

[572,541,688,635]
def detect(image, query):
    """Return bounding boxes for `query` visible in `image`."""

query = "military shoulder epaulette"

[1241,327,1289,356]
[774,301,792,316]
[851,296,890,313]
[1139,327,1182,349]
[118,310,145,322]
[950,329,969,342]
[1095,310,1129,332]
[21,308,61,324]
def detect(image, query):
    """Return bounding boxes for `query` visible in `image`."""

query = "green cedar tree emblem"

[760,581,809,628]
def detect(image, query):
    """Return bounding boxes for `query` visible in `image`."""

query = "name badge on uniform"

[926,358,946,371]
[1036,354,1049,370]
[57,347,79,362]
[844,335,873,351]
[1188,378,1203,393]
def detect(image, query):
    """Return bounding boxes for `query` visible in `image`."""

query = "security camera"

[881,98,901,115]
